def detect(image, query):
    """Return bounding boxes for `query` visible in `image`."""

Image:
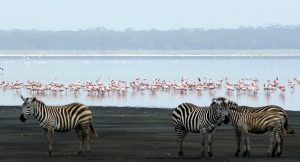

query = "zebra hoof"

[78,150,83,155]
[276,152,282,157]
[235,149,240,157]
[178,151,184,159]
[207,152,213,158]
[48,151,53,157]
[242,151,248,157]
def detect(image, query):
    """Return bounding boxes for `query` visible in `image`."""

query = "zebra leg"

[235,128,242,157]
[267,131,276,157]
[175,127,187,158]
[276,129,283,157]
[279,131,284,157]
[200,131,206,157]
[47,127,54,156]
[242,132,250,157]
[272,126,284,157]
[272,133,278,157]
[75,127,84,155]
[272,141,278,157]
[84,127,91,153]
[246,133,250,157]
[178,131,188,158]
[81,122,91,153]
[207,129,215,158]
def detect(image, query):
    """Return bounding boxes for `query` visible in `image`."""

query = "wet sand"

[0,106,299,162]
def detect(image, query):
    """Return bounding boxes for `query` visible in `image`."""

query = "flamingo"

[225,85,234,91]
[0,77,298,100]
[279,86,286,93]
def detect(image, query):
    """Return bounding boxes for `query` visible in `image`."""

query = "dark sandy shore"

[0,106,299,162]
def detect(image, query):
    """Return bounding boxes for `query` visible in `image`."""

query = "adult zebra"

[172,97,229,158]
[223,101,285,157]
[20,95,97,156]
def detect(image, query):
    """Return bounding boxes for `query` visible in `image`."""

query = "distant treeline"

[0,25,300,50]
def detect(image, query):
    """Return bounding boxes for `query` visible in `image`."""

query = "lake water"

[0,51,299,110]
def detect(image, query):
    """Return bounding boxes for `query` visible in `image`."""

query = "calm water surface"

[0,54,299,110]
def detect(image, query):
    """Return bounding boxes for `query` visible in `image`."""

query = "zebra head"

[211,97,229,125]
[20,95,37,122]
[211,97,229,116]
[214,97,239,125]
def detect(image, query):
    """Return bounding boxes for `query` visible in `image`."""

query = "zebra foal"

[172,97,229,158]
[20,95,97,156]
[214,97,293,157]
[224,101,285,157]
[230,103,294,134]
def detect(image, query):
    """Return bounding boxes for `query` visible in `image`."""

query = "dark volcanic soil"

[0,106,299,162]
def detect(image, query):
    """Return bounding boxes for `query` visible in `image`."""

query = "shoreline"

[2,105,299,119]
[1,105,299,111]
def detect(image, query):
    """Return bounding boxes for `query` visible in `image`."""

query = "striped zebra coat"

[227,101,294,134]
[214,97,294,157]
[172,98,228,158]
[224,101,285,157]
[20,95,97,156]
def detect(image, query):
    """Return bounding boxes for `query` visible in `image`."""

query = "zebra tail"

[90,122,98,137]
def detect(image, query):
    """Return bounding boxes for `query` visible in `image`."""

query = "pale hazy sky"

[0,0,299,31]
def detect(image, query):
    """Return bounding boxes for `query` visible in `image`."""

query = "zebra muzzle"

[20,114,26,122]
[224,116,230,124]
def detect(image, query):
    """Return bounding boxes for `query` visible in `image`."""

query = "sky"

[0,0,299,31]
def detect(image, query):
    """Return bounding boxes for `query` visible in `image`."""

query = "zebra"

[214,97,294,157]
[20,95,97,156]
[229,102,294,134]
[223,100,285,157]
[172,97,229,158]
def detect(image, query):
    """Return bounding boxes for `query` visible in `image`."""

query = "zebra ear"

[223,98,228,104]
[212,98,217,103]
[20,95,25,102]
[32,97,36,102]
[211,98,221,107]
[213,98,222,104]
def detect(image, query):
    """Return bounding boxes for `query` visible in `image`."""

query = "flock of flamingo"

[0,77,299,97]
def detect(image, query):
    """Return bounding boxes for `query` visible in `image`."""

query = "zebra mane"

[32,97,46,108]
[228,100,239,111]
[210,100,220,108]
[215,97,227,102]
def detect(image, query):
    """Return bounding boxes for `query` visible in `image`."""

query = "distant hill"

[0,25,300,50]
